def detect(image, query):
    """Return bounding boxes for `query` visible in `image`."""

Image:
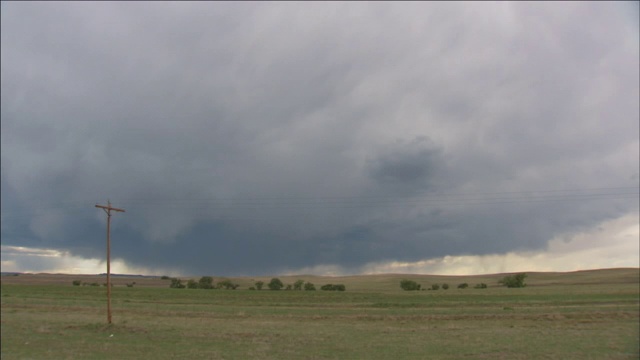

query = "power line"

[1,186,637,219]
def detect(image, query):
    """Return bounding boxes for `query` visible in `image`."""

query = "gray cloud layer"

[1,2,638,275]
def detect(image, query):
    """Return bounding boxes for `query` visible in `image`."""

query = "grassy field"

[1,268,638,359]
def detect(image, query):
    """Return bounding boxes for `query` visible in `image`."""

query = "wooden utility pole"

[95,201,125,324]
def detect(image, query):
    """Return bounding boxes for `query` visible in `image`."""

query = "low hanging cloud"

[1,2,638,276]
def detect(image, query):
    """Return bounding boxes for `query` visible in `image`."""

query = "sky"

[1,2,638,277]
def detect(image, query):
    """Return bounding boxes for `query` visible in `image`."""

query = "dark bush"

[198,276,214,289]
[161,275,170,280]
[72,280,81,286]
[255,281,264,290]
[217,279,239,290]
[499,273,527,288]
[400,279,421,291]
[268,278,284,290]
[304,282,316,291]
[474,283,487,289]
[293,279,305,290]
[170,278,185,288]
[442,283,449,290]
[457,283,469,289]
[187,279,198,289]
[321,284,346,291]
[430,284,440,290]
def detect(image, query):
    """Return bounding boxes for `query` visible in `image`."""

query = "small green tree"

[187,279,198,289]
[430,284,440,290]
[499,273,527,288]
[268,278,284,290]
[293,279,305,290]
[400,279,421,291]
[457,283,469,289]
[442,283,449,290]
[170,278,185,288]
[198,276,214,289]
[255,281,264,290]
[321,284,346,291]
[304,282,316,291]
[72,280,81,286]
[217,279,239,290]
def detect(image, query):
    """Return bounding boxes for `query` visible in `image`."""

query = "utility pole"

[95,200,125,324]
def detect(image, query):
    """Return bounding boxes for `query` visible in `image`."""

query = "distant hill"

[2,267,637,290]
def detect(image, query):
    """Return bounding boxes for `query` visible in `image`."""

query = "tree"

[217,279,239,290]
[430,284,440,290]
[293,279,305,291]
[304,282,316,291]
[400,279,421,291]
[442,283,449,290]
[268,278,284,290]
[457,283,469,289]
[198,276,214,289]
[321,284,346,291]
[500,273,527,288]
[170,278,185,288]
[255,281,264,290]
[187,279,198,289]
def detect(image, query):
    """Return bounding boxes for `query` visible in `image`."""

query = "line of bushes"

[400,279,490,291]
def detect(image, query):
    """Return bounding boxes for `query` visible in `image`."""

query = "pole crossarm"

[95,204,126,213]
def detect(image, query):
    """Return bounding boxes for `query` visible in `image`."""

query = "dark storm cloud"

[1,2,638,275]
[367,137,443,192]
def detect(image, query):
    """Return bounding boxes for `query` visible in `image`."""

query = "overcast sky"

[1,2,638,276]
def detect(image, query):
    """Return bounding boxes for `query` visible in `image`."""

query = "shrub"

[161,275,170,280]
[187,279,199,289]
[400,279,421,291]
[474,283,487,289]
[320,284,334,291]
[430,284,440,290]
[293,279,305,291]
[268,278,284,290]
[72,280,82,286]
[170,278,185,288]
[217,279,239,290]
[321,284,346,291]
[457,283,469,289]
[304,282,316,291]
[249,287,256,290]
[255,281,264,290]
[499,273,527,288]
[442,283,449,290]
[199,276,214,289]
[126,282,136,288]
[285,284,293,290]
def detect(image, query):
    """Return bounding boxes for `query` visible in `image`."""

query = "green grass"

[1,269,639,359]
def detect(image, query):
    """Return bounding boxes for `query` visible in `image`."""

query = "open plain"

[1,268,638,359]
